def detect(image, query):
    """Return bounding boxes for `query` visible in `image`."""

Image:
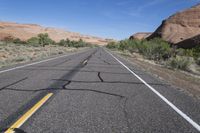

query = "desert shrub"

[58,39,67,46]
[27,33,54,47]
[176,46,200,66]
[196,57,200,66]
[131,39,172,60]
[57,38,91,48]
[193,46,200,59]
[13,38,26,44]
[106,37,200,72]
[27,37,40,46]
[176,48,185,56]
[106,41,118,49]
[73,39,87,48]
[12,56,26,62]
[182,46,200,59]
[118,40,128,51]
[127,40,141,53]
[38,33,53,47]
[167,56,192,71]
[137,38,171,60]
[106,38,171,61]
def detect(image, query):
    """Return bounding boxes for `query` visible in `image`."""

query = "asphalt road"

[0,47,199,133]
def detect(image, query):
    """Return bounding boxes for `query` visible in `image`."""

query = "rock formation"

[0,21,109,45]
[148,4,200,48]
[129,32,152,40]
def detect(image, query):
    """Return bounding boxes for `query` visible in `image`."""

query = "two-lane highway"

[0,48,199,133]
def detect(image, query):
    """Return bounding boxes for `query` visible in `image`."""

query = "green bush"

[57,38,91,48]
[13,38,26,44]
[38,33,53,47]
[106,37,200,72]
[106,41,118,49]
[73,39,87,48]
[58,39,67,46]
[27,37,40,46]
[167,56,191,71]
[196,57,200,66]
[27,33,54,47]
[181,46,200,59]
[107,38,171,61]
[141,38,171,60]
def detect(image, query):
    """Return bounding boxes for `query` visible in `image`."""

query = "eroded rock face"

[175,34,200,48]
[148,4,200,48]
[129,32,152,40]
[0,21,109,45]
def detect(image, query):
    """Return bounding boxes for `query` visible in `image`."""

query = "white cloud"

[127,0,164,17]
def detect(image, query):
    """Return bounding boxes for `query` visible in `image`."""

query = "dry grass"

[0,42,82,68]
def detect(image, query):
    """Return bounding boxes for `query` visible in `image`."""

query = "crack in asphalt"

[52,79,170,86]
[103,60,111,65]
[4,87,125,98]
[0,77,28,91]
[98,72,104,82]
[0,49,169,132]
[97,56,111,65]
[0,49,98,129]
[62,81,71,89]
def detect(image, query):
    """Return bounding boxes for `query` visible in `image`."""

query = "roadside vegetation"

[0,33,94,68]
[106,38,200,74]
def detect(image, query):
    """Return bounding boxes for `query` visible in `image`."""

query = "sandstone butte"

[0,21,112,45]
[147,4,200,48]
[129,32,152,40]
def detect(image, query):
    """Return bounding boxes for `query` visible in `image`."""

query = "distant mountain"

[148,4,200,48]
[129,32,152,40]
[0,21,110,45]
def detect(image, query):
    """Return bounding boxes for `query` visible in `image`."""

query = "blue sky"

[0,0,200,40]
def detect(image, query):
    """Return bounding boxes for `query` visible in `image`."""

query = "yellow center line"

[5,93,53,133]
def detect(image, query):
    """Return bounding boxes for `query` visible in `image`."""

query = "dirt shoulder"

[115,51,200,99]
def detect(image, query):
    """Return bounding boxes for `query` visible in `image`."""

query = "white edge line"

[0,50,86,74]
[105,49,200,132]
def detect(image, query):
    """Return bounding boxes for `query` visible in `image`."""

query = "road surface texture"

[0,47,199,133]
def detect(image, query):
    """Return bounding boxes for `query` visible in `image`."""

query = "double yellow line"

[5,93,53,133]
